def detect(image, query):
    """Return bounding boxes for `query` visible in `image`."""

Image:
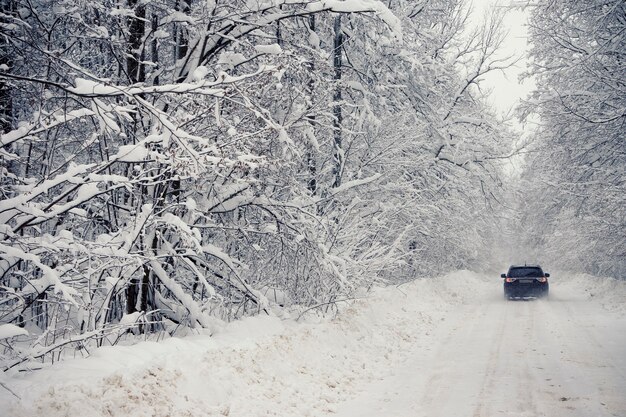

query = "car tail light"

[538,277,548,283]
[505,278,515,283]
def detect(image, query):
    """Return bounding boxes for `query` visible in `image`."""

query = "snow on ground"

[1,271,625,417]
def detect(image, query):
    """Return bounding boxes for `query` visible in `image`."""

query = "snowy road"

[3,271,625,417]
[335,276,626,417]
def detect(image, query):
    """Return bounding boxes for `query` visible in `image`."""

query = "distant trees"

[0,0,513,369]
[324,1,515,278]
[519,0,626,276]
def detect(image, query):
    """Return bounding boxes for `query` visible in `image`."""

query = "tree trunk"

[332,14,344,188]
[127,0,146,84]
[307,14,317,195]
[151,14,160,86]
[276,5,283,46]
[175,0,191,82]
[125,0,146,315]
[0,0,15,134]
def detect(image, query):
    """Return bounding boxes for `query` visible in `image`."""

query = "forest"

[0,0,624,370]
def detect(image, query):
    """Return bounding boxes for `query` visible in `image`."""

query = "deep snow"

[1,271,625,417]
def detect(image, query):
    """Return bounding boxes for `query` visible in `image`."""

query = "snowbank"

[553,272,626,313]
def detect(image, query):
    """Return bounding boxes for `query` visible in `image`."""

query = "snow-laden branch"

[330,173,382,195]
[178,0,401,80]
[307,0,402,41]
[0,109,95,149]
[0,243,78,305]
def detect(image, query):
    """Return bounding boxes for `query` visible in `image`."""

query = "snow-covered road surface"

[335,276,626,417]
[2,271,625,417]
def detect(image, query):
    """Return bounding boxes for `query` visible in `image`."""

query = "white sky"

[468,0,535,118]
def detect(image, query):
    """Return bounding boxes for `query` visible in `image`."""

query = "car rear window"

[508,267,544,278]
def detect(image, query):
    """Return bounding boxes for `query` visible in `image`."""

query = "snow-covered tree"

[519,0,625,276]
[0,0,515,369]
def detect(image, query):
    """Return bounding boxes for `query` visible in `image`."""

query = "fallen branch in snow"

[2,317,167,373]
[0,381,20,399]
[296,296,365,321]
[3,329,104,372]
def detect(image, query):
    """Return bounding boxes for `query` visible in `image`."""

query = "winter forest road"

[334,277,626,417]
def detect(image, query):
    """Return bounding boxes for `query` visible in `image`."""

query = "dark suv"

[501,265,549,299]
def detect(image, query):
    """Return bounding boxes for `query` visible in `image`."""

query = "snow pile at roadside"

[2,271,490,417]
[558,272,626,314]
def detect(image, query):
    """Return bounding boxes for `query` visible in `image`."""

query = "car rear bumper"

[504,282,549,298]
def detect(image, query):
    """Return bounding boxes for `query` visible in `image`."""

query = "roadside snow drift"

[2,271,625,417]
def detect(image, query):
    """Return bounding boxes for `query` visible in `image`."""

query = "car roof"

[509,264,542,269]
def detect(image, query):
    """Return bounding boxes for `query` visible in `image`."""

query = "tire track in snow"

[550,298,626,415]
[521,291,626,417]
[471,300,507,417]
[471,299,540,417]
[417,303,486,415]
